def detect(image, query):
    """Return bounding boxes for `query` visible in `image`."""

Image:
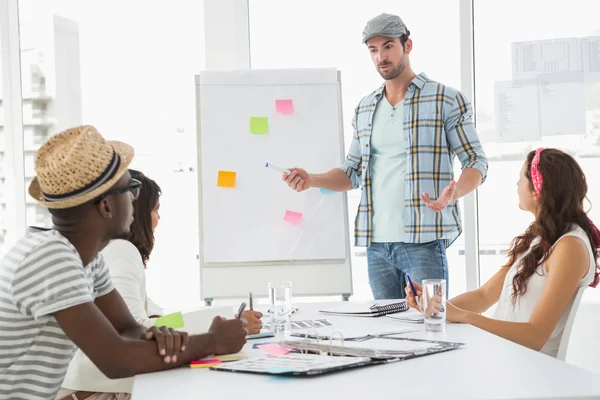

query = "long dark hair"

[506,149,599,301]
[128,169,161,267]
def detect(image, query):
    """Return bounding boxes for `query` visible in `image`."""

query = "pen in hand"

[406,275,421,312]
[236,302,247,319]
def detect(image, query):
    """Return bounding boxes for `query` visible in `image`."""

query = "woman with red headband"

[406,148,600,357]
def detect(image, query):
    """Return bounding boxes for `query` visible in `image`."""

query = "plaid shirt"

[341,73,488,247]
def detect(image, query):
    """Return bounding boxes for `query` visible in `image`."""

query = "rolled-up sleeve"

[340,107,363,189]
[444,91,488,183]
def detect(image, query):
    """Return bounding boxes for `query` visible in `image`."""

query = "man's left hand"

[421,180,457,212]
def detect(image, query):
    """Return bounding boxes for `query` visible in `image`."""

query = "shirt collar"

[374,72,429,99]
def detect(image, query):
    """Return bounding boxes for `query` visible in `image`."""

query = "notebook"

[319,301,408,317]
[284,336,464,361]
[210,353,372,376]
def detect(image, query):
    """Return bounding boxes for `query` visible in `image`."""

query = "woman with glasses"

[58,170,263,400]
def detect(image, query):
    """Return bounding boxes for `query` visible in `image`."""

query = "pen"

[249,292,253,310]
[236,302,247,319]
[406,275,421,311]
[265,162,291,174]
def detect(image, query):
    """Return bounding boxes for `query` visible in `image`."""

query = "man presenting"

[284,13,488,299]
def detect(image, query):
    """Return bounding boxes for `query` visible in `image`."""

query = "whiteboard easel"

[195,69,353,305]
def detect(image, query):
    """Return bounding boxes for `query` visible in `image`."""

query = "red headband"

[530,148,600,288]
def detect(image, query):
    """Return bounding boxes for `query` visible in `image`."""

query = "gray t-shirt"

[0,229,113,400]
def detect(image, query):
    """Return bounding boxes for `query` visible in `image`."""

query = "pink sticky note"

[190,359,221,365]
[283,210,303,225]
[275,99,294,115]
[257,343,290,357]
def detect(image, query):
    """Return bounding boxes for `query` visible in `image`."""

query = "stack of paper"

[386,310,424,324]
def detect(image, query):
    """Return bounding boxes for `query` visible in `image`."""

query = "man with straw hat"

[0,126,247,400]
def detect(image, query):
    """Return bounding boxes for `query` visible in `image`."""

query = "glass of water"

[268,281,292,340]
[422,279,446,332]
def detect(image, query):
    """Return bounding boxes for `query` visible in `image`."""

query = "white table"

[132,302,600,400]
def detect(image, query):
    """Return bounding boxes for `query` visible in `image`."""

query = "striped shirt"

[0,229,113,400]
[341,73,488,247]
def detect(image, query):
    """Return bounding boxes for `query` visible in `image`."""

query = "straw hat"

[28,125,134,209]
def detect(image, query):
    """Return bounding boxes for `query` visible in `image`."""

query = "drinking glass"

[268,281,292,340]
[422,279,446,332]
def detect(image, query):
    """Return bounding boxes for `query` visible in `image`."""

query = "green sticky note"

[155,311,184,329]
[250,117,268,134]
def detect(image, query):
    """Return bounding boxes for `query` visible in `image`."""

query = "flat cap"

[362,13,408,44]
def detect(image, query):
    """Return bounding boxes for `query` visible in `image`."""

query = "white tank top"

[492,225,596,357]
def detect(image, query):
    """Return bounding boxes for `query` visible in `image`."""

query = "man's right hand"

[208,316,247,355]
[283,168,312,192]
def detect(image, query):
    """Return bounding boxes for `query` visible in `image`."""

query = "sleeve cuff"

[339,165,361,189]
[34,294,94,319]
[465,161,488,183]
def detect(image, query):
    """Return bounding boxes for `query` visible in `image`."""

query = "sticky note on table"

[256,343,290,357]
[214,352,247,362]
[275,99,294,115]
[190,359,221,366]
[155,311,184,329]
[250,117,269,134]
[283,210,303,225]
[320,188,333,195]
[217,171,236,188]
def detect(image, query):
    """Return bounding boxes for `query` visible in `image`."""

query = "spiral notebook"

[319,301,408,317]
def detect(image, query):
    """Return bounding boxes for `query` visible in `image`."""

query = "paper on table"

[275,99,294,115]
[386,309,424,323]
[182,306,235,334]
[291,326,417,341]
[341,338,437,353]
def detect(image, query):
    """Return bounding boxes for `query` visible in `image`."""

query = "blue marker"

[265,162,291,175]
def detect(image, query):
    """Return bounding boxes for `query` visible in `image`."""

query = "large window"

[474,0,600,301]
[0,23,7,257]
[17,0,206,313]
[249,0,465,298]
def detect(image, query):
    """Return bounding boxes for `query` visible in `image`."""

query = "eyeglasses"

[95,178,142,203]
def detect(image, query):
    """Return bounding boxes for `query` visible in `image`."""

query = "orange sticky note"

[217,171,236,188]
[283,210,303,225]
[275,99,294,115]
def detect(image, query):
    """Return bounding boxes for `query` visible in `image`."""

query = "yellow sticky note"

[217,171,236,188]
[250,117,268,134]
[214,352,247,362]
[155,311,184,329]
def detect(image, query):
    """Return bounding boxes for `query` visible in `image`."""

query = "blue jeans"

[366,241,449,300]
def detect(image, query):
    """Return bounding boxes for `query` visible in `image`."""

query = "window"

[249,0,465,298]
[18,0,206,312]
[474,0,600,297]
[0,28,7,257]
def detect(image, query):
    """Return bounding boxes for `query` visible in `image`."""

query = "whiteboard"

[195,69,352,301]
